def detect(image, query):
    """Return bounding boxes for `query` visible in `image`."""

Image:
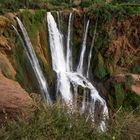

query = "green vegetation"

[94,53,108,79]
[19,10,46,45]
[19,10,54,85]
[114,83,125,109]
[87,3,140,26]
[107,82,140,112]
[88,3,140,80]
[130,63,140,74]
[0,0,140,139]
[1,102,140,139]
[0,0,140,14]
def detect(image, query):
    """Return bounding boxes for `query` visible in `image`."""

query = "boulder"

[0,71,33,124]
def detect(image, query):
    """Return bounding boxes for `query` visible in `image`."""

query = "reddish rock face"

[0,71,33,124]
[132,84,140,96]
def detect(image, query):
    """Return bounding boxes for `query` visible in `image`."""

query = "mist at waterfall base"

[14,12,108,132]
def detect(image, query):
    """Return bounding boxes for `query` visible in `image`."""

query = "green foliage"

[0,0,74,11]
[49,0,71,5]
[114,83,125,108]
[19,10,54,85]
[130,63,140,74]
[0,104,97,140]
[1,103,140,139]
[108,80,140,112]
[94,53,108,79]
[0,0,140,13]
[80,0,93,7]
[20,10,46,46]
[80,0,106,7]
[125,75,134,89]
[123,89,140,111]
[88,4,140,25]
[14,38,34,93]
[112,0,140,4]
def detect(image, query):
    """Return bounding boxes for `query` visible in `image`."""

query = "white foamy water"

[77,20,89,75]
[66,13,73,72]
[47,12,72,104]
[14,18,51,103]
[47,12,108,131]
[86,20,98,78]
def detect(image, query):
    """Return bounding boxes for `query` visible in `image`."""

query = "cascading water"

[13,11,108,131]
[47,12,72,105]
[66,13,73,72]
[77,20,90,75]
[86,19,98,78]
[76,19,90,114]
[47,12,108,131]
[14,17,51,103]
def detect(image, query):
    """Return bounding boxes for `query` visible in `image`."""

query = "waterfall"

[47,12,72,105]
[47,12,108,131]
[77,20,89,75]
[14,17,51,103]
[66,13,73,72]
[76,19,90,116]
[86,19,98,78]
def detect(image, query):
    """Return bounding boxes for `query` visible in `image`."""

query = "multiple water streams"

[14,12,108,131]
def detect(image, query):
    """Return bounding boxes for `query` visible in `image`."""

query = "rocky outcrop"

[106,73,140,96]
[0,71,33,124]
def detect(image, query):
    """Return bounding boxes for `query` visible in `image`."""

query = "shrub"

[1,102,140,139]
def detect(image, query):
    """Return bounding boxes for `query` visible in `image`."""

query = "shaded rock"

[0,71,33,124]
